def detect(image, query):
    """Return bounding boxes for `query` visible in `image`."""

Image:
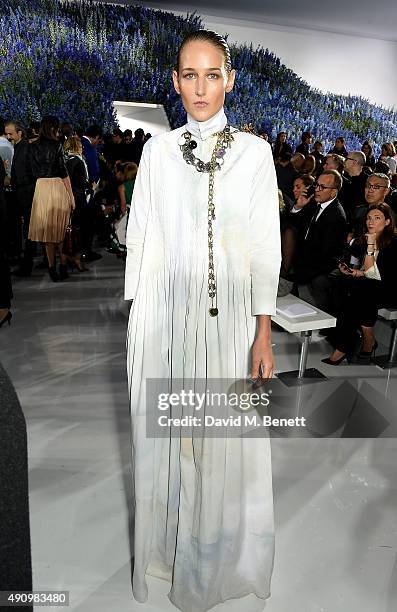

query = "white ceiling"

[110,0,397,42]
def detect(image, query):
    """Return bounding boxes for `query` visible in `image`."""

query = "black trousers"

[332,276,386,353]
[15,186,35,272]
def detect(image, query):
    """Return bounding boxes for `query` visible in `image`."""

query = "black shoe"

[321,354,347,366]
[82,251,102,262]
[59,264,69,281]
[48,267,59,282]
[357,340,378,361]
[0,311,12,328]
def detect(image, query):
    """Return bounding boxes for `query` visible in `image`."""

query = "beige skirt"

[28,177,71,243]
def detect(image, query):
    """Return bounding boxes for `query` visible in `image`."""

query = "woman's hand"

[339,263,364,277]
[295,190,313,209]
[365,233,376,249]
[70,195,75,211]
[339,262,352,276]
[251,336,274,379]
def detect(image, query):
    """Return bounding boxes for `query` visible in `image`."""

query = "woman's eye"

[183,73,195,79]
[208,73,219,79]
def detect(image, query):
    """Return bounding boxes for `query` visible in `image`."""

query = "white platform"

[273,295,336,333]
[1,252,396,612]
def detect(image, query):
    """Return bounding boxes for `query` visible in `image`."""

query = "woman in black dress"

[64,136,90,271]
[322,203,397,364]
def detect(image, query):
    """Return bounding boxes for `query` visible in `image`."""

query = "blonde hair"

[64,135,82,156]
[124,162,138,181]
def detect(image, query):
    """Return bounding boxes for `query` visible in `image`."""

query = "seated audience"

[361,140,376,170]
[350,173,390,238]
[379,142,397,174]
[343,151,369,222]
[278,174,316,296]
[118,162,138,216]
[302,154,316,176]
[329,136,348,157]
[103,128,125,166]
[291,152,305,172]
[295,131,312,157]
[293,170,347,310]
[322,203,397,364]
[273,131,292,162]
[324,153,345,173]
[275,151,298,203]
[311,141,326,174]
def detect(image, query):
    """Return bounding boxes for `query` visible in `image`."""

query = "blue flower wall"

[0,0,396,154]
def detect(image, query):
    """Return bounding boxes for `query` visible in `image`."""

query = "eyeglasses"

[346,157,358,163]
[366,183,386,191]
[315,182,333,191]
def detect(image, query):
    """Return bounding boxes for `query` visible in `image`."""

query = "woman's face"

[279,133,286,143]
[366,209,390,235]
[293,178,306,199]
[335,138,343,149]
[172,40,235,122]
[362,144,370,156]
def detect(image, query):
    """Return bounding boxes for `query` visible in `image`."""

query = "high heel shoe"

[357,340,378,360]
[48,267,59,282]
[321,353,347,366]
[0,311,12,328]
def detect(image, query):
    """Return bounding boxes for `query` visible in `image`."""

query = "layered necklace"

[179,125,236,317]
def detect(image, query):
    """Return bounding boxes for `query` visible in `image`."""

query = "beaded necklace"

[178,125,236,316]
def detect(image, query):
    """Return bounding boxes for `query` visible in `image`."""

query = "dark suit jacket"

[294,198,347,283]
[81,136,100,184]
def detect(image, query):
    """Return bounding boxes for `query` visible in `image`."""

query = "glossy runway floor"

[1,252,396,612]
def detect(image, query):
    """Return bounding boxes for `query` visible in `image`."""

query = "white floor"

[1,252,396,612]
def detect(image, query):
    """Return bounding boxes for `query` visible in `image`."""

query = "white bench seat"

[272,295,336,386]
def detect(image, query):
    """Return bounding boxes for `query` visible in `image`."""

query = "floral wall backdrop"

[0,0,396,153]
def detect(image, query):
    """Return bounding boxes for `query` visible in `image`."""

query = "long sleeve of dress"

[249,143,281,316]
[124,144,151,300]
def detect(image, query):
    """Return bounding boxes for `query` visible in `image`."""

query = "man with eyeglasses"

[343,151,370,222]
[350,173,390,238]
[293,170,347,310]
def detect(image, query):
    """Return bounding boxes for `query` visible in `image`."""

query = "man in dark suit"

[81,125,103,262]
[5,121,35,276]
[293,170,347,311]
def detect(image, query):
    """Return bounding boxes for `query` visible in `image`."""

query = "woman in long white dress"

[125,30,281,612]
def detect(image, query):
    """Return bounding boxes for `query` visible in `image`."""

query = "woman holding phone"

[322,203,397,364]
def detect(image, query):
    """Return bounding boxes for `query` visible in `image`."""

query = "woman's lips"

[194,102,208,107]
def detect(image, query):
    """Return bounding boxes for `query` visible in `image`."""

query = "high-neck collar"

[186,107,227,141]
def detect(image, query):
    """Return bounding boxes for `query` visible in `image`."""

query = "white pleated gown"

[125,108,281,612]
